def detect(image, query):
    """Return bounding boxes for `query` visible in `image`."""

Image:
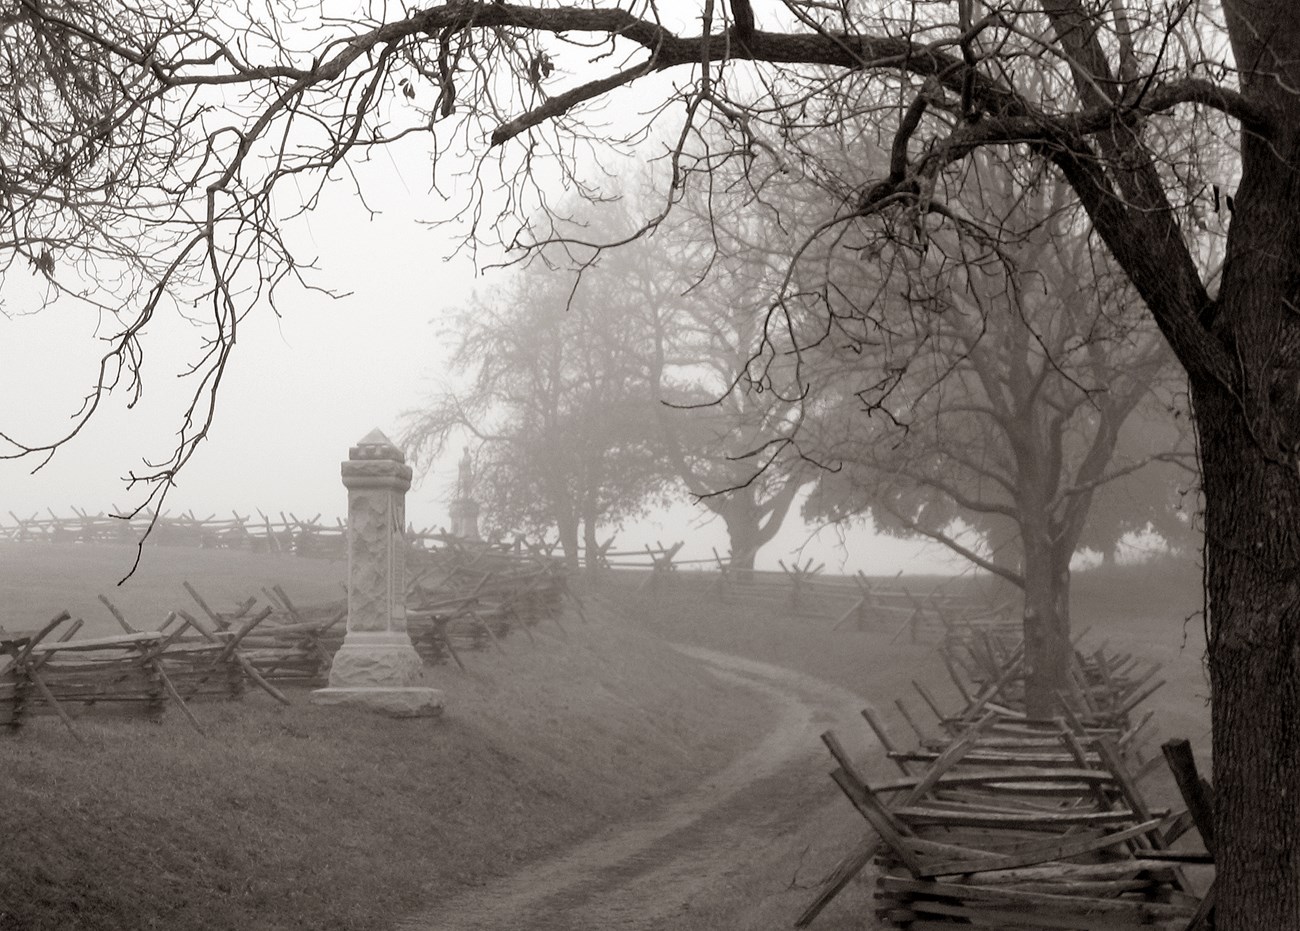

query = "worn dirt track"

[393,646,875,931]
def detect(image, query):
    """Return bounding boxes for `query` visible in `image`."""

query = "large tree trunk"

[1196,343,1300,930]
[717,481,803,578]
[716,492,763,582]
[1198,10,1300,920]
[1020,536,1071,719]
[725,518,760,575]
[556,514,580,572]
[582,515,601,580]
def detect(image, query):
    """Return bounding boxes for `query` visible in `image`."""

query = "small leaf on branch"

[527,52,553,86]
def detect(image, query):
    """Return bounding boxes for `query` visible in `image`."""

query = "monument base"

[310,686,444,718]
[449,497,481,541]
[326,630,424,688]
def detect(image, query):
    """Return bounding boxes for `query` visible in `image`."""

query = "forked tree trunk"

[556,514,580,572]
[582,517,601,579]
[1194,15,1300,917]
[714,478,806,580]
[726,522,759,576]
[1196,372,1300,928]
[1020,539,1072,718]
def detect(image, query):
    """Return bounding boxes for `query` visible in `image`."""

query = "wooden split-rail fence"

[592,539,1017,645]
[406,538,574,669]
[1,507,353,556]
[0,507,508,561]
[0,603,256,742]
[797,626,1213,930]
[0,539,578,739]
[3,514,1012,645]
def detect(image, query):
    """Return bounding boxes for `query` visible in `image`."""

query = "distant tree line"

[403,169,1194,623]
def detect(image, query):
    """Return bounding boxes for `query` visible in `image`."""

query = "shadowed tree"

[798,178,1184,714]
[16,0,1300,921]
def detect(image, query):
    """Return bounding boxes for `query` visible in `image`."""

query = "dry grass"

[0,545,1208,931]
[0,545,772,931]
[605,558,1212,930]
[0,542,348,636]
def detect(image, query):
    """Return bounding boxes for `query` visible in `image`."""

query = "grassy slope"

[605,559,1212,931]
[0,544,773,931]
[619,559,1209,763]
[1070,559,1209,748]
[0,545,1209,931]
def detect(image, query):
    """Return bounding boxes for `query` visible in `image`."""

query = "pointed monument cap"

[349,428,406,463]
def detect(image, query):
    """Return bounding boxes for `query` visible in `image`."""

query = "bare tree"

[652,346,811,572]
[610,216,813,572]
[17,0,1300,921]
[1,2,218,514]
[799,176,1185,714]
[401,265,667,567]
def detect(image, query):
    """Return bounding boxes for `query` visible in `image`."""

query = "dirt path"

[393,646,875,931]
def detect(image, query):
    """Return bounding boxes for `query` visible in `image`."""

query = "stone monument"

[448,446,481,540]
[311,428,443,717]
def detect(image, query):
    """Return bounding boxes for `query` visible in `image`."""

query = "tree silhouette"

[799,176,1184,713]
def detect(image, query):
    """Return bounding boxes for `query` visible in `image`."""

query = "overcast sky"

[0,97,964,579]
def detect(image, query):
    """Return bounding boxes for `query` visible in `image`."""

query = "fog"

[0,154,963,578]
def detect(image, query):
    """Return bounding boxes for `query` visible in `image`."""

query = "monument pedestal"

[311,686,443,718]
[311,428,443,719]
[324,630,425,686]
[449,497,481,541]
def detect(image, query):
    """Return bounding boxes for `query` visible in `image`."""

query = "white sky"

[0,40,967,579]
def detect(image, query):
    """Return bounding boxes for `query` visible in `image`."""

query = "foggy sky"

[0,132,963,576]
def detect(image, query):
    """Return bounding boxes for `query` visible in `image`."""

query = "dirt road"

[394,646,876,931]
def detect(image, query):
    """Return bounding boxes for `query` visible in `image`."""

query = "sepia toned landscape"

[0,525,1208,930]
[2,0,1296,927]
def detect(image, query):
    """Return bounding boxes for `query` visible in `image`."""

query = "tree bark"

[1020,534,1071,718]
[556,514,580,572]
[1196,10,1300,923]
[724,515,759,576]
[582,514,601,579]
[1197,384,1300,929]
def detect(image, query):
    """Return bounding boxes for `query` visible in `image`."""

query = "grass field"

[0,543,1209,930]
[615,557,1210,821]
[0,542,349,637]
[0,543,774,930]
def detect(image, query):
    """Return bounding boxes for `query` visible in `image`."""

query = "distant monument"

[449,446,481,540]
[311,428,443,718]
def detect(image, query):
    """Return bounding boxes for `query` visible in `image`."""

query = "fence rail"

[0,508,541,562]
[585,539,1018,644]
[1,511,1017,648]
[798,623,1207,929]
[0,512,579,737]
